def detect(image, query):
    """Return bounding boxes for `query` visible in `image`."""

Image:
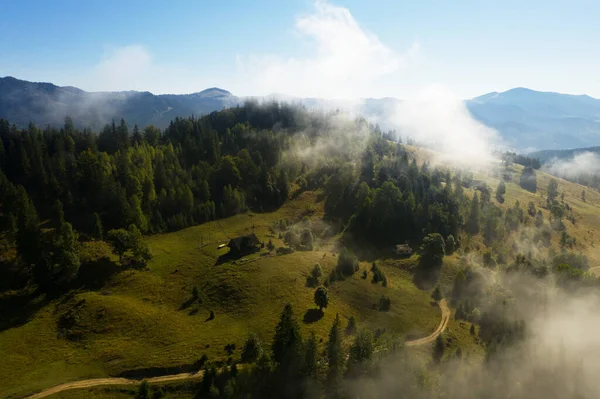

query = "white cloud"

[546,152,600,178]
[235,0,419,99]
[378,84,501,167]
[75,45,214,94]
[91,45,153,91]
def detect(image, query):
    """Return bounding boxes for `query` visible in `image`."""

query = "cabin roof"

[228,233,260,250]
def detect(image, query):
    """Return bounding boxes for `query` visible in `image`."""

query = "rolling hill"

[0,77,238,130]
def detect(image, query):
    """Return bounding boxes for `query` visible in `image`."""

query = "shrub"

[337,248,359,276]
[432,284,443,301]
[241,333,262,363]
[284,230,300,248]
[378,295,391,311]
[276,246,294,255]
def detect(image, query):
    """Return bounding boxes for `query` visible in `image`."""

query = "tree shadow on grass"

[0,290,49,331]
[76,256,119,290]
[412,264,442,291]
[179,297,197,310]
[215,252,237,266]
[303,308,324,324]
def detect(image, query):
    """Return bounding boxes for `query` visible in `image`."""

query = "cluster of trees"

[0,103,332,292]
[502,152,541,170]
[0,106,296,239]
[322,134,463,249]
[370,262,387,286]
[189,303,403,399]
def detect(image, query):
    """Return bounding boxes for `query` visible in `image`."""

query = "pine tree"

[466,193,480,234]
[433,334,445,363]
[303,332,318,377]
[241,333,262,363]
[131,124,143,146]
[15,186,41,266]
[547,179,559,204]
[348,328,374,367]
[92,212,103,240]
[495,181,506,203]
[54,199,65,224]
[49,220,81,288]
[327,313,345,384]
[445,234,456,254]
[135,380,150,399]
[272,304,302,364]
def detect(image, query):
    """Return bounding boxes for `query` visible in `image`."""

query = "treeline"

[501,152,541,169]
[0,102,304,237]
[0,102,323,292]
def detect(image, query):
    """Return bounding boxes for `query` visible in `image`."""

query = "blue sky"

[1,0,598,99]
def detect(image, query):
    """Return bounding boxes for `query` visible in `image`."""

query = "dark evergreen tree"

[445,234,456,254]
[314,286,329,311]
[419,233,446,268]
[241,333,262,364]
[433,334,445,363]
[302,332,318,378]
[92,212,103,240]
[326,313,345,386]
[347,328,374,376]
[271,304,302,365]
[432,284,443,301]
[466,193,480,234]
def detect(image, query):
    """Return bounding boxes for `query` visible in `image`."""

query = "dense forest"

[0,102,468,293]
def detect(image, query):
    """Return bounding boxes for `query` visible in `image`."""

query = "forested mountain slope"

[1,103,599,399]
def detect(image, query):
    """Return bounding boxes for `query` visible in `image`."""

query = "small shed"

[227,233,260,257]
[393,244,412,257]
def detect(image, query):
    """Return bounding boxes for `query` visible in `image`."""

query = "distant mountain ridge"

[2,76,600,151]
[528,146,600,162]
[466,87,600,150]
[0,76,239,130]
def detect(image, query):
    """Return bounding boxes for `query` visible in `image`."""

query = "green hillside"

[1,190,454,398]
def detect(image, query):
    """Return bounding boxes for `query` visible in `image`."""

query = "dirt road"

[25,371,204,399]
[25,300,450,398]
[406,299,450,346]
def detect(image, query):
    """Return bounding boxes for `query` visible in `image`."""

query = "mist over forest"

[2,1,600,399]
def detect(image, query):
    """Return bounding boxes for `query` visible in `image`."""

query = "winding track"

[25,299,450,399]
[406,299,450,346]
